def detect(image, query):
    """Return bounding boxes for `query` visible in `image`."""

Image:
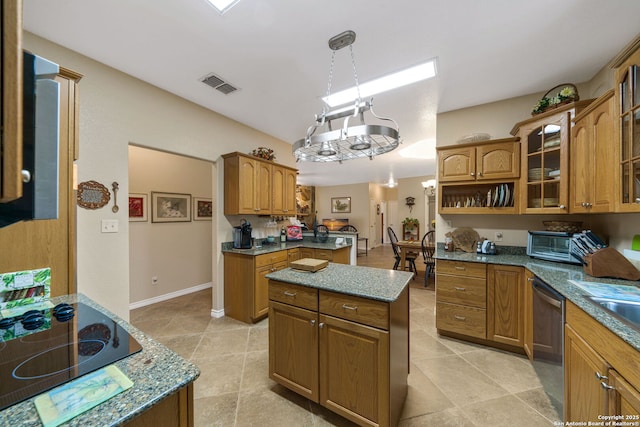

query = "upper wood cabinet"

[511,101,591,214]
[612,40,640,212]
[271,164,297,215]
[223,152,296,216]
[1,0,23,202]
[570,90,615,213]
[438,138,520,183]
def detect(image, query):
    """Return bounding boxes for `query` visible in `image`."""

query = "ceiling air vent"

[201,73,238,95]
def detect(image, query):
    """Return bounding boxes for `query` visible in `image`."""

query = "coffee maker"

[233,219,252,249]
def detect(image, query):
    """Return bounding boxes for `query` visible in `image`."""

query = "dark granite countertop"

[266,263,413,302]
[222,236,352,256]
[435,247,640,352]
[0,293,200,426]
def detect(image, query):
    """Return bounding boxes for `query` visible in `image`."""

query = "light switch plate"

[101,219,119,233]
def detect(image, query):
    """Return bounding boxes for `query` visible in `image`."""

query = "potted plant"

[402,217,419,229]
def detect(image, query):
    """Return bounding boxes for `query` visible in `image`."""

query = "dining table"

[395,240,424,276]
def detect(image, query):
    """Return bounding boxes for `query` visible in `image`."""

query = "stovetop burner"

[0,302,142,410]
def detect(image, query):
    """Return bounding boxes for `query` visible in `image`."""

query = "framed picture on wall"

[151,192,192,223]
[128,193,148,222]
[193,197,213,220]
[331,197,351,213]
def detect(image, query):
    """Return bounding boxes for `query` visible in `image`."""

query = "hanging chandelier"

[293,30,400,163]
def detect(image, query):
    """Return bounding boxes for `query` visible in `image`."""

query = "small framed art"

[194,197,213,220]
[128,193,148,222]
[331,197,351,214]
[151,192,191,223]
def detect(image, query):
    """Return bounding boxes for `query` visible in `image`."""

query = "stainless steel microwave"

[527,231,581,264]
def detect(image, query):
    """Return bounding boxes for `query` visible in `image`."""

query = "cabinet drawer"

[319,290,388,330]
[437,260,486,278]
[256,251,288,268]
[269,280,318,311]
[436,302,486,339]
[314,249,333,261]
[436,274,486,308]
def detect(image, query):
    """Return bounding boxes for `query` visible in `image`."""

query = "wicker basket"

[542,221,583,233]
[532,83,580,115]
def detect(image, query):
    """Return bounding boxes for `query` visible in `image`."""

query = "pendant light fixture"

[293,30,401,163]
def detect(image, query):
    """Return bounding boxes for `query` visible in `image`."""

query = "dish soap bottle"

[280,227,286,243]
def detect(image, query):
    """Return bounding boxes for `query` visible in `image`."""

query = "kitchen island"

[266,264,412,427]
[0,293,200,427]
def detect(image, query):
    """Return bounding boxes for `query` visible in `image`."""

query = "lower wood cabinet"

[435,260,525,353]
[299,247,350,264]
[523,269,534,360]
[269,280,409,427]
[565,301,640,422]
[125,383,194,427]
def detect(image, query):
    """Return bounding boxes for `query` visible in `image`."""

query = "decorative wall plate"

[77,180,111,209]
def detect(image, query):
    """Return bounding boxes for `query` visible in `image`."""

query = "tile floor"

[130,245,561,426]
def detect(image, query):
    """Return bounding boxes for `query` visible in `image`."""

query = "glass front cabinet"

[511,102,591,214]
[614,43,640,212]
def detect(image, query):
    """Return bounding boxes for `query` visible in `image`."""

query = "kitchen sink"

[588,296,640,330]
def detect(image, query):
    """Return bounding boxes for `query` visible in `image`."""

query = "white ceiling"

[23,0,640,187]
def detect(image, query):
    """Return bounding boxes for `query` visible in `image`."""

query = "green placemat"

[35,365,133,427]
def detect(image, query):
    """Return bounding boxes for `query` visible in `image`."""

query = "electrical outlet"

[495,231,503,242]
[151,276,159,285]
[101,219,119,233]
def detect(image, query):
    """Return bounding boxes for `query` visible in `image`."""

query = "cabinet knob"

[470,172,475,177]
[581,202,587,207]
[310,319,316,326]
[21,170,32,183]
[635,198,640,204]
[319,322,325,329]
[477,171,483,177]
[559,205,566,210]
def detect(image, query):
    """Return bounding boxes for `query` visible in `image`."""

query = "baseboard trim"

[210,308,225,318]
[129,282,213,310]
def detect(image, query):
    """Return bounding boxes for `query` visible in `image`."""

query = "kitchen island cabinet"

[0,293,199,427]
[266,264,411,427]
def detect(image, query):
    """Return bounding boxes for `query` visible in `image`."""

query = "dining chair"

[421,231,436,287]
[388,227,417,276]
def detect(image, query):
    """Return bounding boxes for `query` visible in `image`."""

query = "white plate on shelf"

[504,185,511,207]
[493,185,500,207]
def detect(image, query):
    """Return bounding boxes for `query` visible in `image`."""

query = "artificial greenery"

[402,217,419,229]
[532,85,577,115]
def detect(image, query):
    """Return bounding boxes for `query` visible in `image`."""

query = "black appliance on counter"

[233,219,252,249]
[531,276,565,420]
[0,302,142,410]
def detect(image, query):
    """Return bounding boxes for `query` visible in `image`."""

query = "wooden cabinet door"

[283,167,297,214]
[570,116,591,213]
[487,265,524,347]
[236,156,258,214]
[271,165,285,215]
[255,260,287,320]
[608,370,640,419]
[269,301,319,402]
[475,141,520,180]
[523,269,534,361]
[565,324,610,423]
[255,160,271,214]
[319,314,389,427]
[300,247,315,259]
[287,249,300,266]
[438,146,475,182]
[590,94,614,213]
[1,0,23,202]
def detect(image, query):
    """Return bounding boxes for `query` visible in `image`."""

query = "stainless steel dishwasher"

[531,276,565,420]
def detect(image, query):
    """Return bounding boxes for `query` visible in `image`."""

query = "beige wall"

[128,146,213,304]
[316,183,369,237]
[24,32,294,320]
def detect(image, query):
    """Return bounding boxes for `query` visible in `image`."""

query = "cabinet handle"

[21,170,32,183]
[319,322,325,329]
[342,304,358,311]
[601,382,615,391]
[283,291,297,297]
[527,277,534,282]
[595,372,608,381]
[454,266,466,271]
[453,315,466,321]
[271,267,277,272]
[310,319,316,326]
[454,287,466,291]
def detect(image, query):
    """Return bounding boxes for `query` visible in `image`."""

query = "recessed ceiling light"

[205,0,240,14]
[322,59,437,107]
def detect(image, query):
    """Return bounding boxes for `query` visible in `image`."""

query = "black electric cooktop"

[0,302,142,410]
